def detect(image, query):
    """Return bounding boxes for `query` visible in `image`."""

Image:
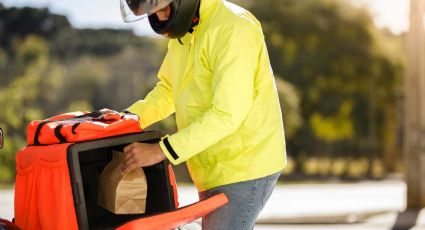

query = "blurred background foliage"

[0,0,404,183]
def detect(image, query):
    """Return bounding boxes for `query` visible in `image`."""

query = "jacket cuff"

[159,135,184,165]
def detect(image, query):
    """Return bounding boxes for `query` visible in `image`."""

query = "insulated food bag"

[13,111,227,230]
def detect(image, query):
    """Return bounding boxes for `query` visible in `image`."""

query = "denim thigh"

[198,172,280,230]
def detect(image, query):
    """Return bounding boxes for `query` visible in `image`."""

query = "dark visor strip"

[163,137,179,160]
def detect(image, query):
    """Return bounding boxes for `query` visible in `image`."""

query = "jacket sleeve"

[126,46,175,129]
[159,23,263,165]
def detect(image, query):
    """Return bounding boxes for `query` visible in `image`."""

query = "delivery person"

[119,0,287,229]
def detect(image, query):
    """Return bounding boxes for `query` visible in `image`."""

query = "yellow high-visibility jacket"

[127,0,287,191]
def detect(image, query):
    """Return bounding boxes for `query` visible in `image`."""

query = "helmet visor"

[120,0,172,23]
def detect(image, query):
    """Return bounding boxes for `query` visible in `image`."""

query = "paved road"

[0,188,13,221]
[2,180,425,229]
[177,180,406,221]
[177,180,421,230]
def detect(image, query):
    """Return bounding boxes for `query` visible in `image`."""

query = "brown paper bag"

[98,150,148,214]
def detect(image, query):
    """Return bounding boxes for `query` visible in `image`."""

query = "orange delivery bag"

[13,111,227,230]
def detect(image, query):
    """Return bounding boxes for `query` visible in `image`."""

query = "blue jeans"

[198,172,280,230]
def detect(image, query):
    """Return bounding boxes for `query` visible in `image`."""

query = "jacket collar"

[199,0,220,24]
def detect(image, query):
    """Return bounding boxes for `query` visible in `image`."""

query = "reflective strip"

[163,137,179,160]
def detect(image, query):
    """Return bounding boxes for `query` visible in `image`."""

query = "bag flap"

[27,111,142,145]
[116,193,228,230]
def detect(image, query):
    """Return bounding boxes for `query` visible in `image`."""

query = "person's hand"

[121,142,166,174]
[99,108,115,114]
[99,108,123,120]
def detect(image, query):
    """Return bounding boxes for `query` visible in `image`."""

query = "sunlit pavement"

[178,179,424,230]
[2,179,425,229]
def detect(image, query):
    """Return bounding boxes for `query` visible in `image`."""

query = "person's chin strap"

[188,4,200,34]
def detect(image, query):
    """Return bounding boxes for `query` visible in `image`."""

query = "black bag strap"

[74,111,103,119]
[32,111,104,145]
[33,120,55,145]
[54,124,67,143]
[71,122,81,134]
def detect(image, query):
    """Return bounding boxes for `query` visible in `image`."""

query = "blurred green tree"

[0,35,50,182]
[0,6,171,182]
[250,0,404,174]
[0,1,405,182]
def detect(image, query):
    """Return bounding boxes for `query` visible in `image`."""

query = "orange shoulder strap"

[117,193,228,230]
